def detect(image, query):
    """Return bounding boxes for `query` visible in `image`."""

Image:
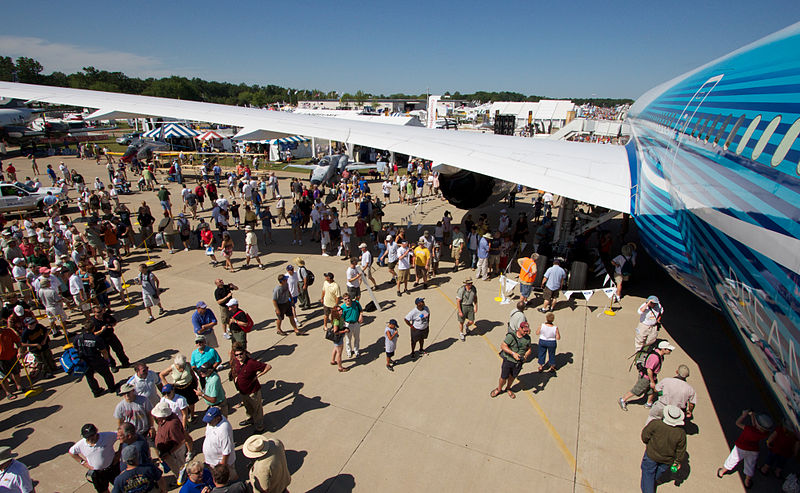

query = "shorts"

[488,254,500,268]
[0,358,20,376]
[321,231,330,246]
[520,282,533,298]
[543,287,559,301]
[246,244,260,257]
[410,328,429,342]
[230,329,247,347]
[630,376,654,397]
[219,306,231,325]
[143,293,160,308]
[45,304,67,322]
[387,260,398,269]
[415,265,427,278]
[386,350,395,358]
[324,305,335,318]
[109,276,123,293]
[347,285,360,300]
[160,200,170,211]
[198,330,219,349]
[275,302,292,320]
[458,304,475,323]
[614,273,623,285]
[500,359,523,379]
[398,269,410,282]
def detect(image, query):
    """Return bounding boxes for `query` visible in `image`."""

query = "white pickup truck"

[0,182,66,213]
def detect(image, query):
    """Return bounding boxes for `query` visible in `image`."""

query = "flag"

[602,287,616,299]
[564,291,577,300]
[582,290,594,300]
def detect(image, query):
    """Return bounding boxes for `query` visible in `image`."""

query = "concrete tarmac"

[0,154,781,492]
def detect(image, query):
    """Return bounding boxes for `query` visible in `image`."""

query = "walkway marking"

[434,284,595,493]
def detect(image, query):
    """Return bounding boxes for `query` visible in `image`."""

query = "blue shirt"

[543,265,566,291]
[477,237,490,259]
[179,468,214,493]
[190,346,221,369]
[191,309,217,334]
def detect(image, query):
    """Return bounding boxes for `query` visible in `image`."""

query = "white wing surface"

[0,82,631,212]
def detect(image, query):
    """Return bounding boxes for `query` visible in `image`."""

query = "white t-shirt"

[538,323,558,341]
[203,418,236,467]
[346,266,360,287]
[386,242,398,262]
[68,274,84,296]
[286,271,300,296]
[638,303,663,326]
[397,246,411,270]
[382,181,391,195]
[160,394,188,416]
[341,227,352,243]
[360,250,372,269]
[127,371,161,407]
[69,432,117,470]
[385,326,398,352]
[612,254,630,275]
[0,460,33,493]
[405,306,430,330]
[543,192,553,204]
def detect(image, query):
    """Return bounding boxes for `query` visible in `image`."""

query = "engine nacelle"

[437,168,514,209]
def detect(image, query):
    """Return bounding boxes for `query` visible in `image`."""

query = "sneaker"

[185,450,194,462]
[299,240,302,245]
[223,332,232,340]
[146,317,155,324]
[459,332,465,341]
[386,364,394,372]
[184,248,189,252]
[345,350,352,358]
[177,466,187,486]
[537,308,547,313]
[158,308,165,315]
[322,253,330,256]
[239,418,253,426]
[397,290,401,296]
[353,351,360,358]
[169,250,176,254]
[644,402,653,409]
[292,240,297,245]
[618,398,628,411]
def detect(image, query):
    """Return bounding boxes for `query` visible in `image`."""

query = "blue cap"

[196,301,207,309]
[203,406,222,423]
[388,319,398,326]
[161,384,174,394]
[414,297,425,304]
[286,264,294,271]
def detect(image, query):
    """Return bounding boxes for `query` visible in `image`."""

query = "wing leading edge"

[0,82,631,212]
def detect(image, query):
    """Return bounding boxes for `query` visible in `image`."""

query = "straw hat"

[242,434,272,459]
[662,405,684,427]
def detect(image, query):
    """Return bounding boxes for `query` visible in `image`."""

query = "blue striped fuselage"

[627,23,800,423]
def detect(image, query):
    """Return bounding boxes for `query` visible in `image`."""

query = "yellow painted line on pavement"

[434,284,595,493]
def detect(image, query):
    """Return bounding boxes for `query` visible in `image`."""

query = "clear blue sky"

[3,1,799,99]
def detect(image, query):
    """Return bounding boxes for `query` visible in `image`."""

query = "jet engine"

[436,165,515,210]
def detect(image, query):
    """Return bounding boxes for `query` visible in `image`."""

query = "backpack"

[233,310,254,333]
[303,268,315,287]
[60,347,88,376]
[629,339,664,373]
[621,256,634,278]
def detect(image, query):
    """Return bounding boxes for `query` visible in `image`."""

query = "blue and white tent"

[142,123,200,139]
[238,135,310,145]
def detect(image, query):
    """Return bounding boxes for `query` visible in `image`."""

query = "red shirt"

[200,230,214,246]
[769,425,797,456]
[0,327,21,360]
[194,186,205,198]
[233,357,266,395]
[735,425,769,451]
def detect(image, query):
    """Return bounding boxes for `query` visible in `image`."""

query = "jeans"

[469,249,477,269]
[538,339,557,367]
[640,451,669,493]
[377,243,386,266]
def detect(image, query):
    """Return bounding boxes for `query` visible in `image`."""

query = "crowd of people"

[0,148,791,493]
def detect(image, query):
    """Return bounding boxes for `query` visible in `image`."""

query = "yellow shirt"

[413,246,430,267]
[322,281,341,308]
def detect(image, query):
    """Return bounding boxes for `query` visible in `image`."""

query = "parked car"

[0,182,66,213]
[116,132,141,145]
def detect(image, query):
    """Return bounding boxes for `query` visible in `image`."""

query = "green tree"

[14,57,43,83]
[0,57,14,82]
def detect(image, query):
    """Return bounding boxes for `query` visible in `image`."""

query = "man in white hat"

[152,401,187,482]
[114,383,155,439]
[243,434,291,493]
[635,296,664,351]
[619,341,674,411]
[476,233,491,281]
[359,242,377,290]
[640,404,686,493]
[244,225,265,269]
[0,445,33,493]
[455,278,478,341]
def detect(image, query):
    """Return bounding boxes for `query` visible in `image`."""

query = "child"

[340,222,352,259]
[230,201,241,228]
[385,319,399,371]
[431,241,441,276]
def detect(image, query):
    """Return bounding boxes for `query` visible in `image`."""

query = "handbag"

[205,246,215,256]
[325,327,336,341]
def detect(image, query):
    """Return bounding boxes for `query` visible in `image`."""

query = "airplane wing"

[345,163,379,171]
[281,164,318,171]
[0,82,632,212]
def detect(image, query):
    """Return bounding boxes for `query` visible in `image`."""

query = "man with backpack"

[227,298,253,355]
[619,340,675,411]
[294,257,313,310]
[635,296,664,351]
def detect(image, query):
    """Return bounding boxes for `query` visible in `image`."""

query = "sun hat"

[662,405,685,427]
[242,434,272,459]
[755,413,775,431]
[13,306,23,316]
[463,278,473,284]
[483,233,493,239]
[195,334,207,343]
[151,402,172,419]
[0,446,12,463]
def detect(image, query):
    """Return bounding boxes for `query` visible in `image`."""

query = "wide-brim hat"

[0,446,12,463]
[242,434,272,459]
[662,405,685,427]
[151,401,172,419]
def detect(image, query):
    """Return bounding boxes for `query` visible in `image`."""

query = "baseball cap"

[196,301,207,309]
[286,264,294,271]
[226,298,239,307]
[657,341,675,351]
[414,297,425,304]
[161,384,174,394]
[647,295,660,304]
[388,319,398,327]
[81,423,98,438]
[203,406,222,423]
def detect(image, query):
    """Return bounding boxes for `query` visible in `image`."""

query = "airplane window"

[736,115,762,155]
[714,114,733,144]
[771,117,800,168]
[705,115,721,142]
[724,115,746,150]
[752,115,781,161]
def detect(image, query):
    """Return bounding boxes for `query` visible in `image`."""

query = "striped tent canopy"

[196,130,223,141]
[142,123,200,139]
[239,135,310,145]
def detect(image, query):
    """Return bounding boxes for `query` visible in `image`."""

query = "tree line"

[0,55,632,108]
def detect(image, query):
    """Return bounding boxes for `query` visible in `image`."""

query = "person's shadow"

[656,451,691,487]
[515,352,574,393]
[307,473,356,492]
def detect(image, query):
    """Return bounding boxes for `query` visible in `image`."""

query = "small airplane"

[119,138,170,163]
[283,154,379,187]
[0,98,45,143]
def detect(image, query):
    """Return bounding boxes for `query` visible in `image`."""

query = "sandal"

[338,368,349,372]
[330,361,337,365]
[7,393,17,400]
[507,390,516,399]
[277,330,288,336]
[490,389,501,398]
